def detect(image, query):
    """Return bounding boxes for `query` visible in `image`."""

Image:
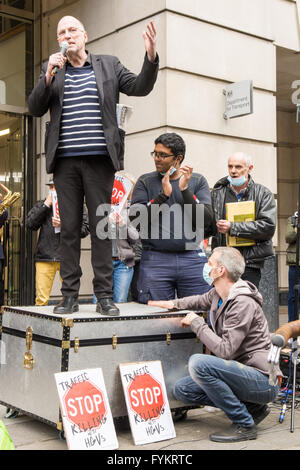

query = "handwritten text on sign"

[120,361,176,446]
[55,368,118,451]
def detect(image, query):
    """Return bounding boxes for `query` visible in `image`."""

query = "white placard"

[54,368,118,450]
[119,361,176,446]
[116,104,133,131]
[111,172,134,215]
[51,190,60,234]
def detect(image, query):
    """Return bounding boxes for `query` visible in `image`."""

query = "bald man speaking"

[211,152,276,289]
[28,16,159,315]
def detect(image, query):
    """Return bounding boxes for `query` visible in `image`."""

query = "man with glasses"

[28,15,159,315]
[130,132,214,303]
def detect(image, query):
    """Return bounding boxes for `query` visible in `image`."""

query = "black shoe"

[209,424,257,443]
[53,296,79,315]
[5,408,19,419]
[245,403,270,426]
[96,298,120,316]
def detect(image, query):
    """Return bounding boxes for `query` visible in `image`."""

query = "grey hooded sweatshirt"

[173,280,281,377]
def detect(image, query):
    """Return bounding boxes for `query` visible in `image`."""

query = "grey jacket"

[211,176,276,266]
[173,280,281,377]
[27,53,159,174]
[114,222,139,268]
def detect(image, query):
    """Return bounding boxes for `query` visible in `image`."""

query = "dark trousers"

[241,266,261,290]
[137,249,211,303]
[54,156,115,298]
[288,265,300,322]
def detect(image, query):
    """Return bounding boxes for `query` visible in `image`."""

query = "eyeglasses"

[150,151,174,160]
[57,27,84,38]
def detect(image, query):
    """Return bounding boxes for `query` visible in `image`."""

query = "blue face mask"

[227,175,247,187]
[203,263,214,286]
[160,167,176,177]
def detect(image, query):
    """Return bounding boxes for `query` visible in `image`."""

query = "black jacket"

[26,201,89,262]
[27,53,159,174]
[211,176,276,266]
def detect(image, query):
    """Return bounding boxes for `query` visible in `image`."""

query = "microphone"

[51,41,69,76]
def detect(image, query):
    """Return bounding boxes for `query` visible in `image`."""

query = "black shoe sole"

[209,433,257,443]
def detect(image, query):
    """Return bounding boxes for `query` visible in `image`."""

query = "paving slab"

[1,403,300,451]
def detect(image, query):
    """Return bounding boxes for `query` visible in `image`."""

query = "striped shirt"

[56,63,108,157]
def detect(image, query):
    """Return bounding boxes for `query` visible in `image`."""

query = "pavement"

[1,307,300,453]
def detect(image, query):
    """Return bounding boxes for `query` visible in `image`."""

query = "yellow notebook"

[225,200,256,247]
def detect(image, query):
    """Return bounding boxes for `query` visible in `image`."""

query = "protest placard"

[119,361,176,446]
[54,368,118,450]
[111,172,135,214]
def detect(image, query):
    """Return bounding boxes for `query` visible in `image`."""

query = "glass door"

[0,110,34,306]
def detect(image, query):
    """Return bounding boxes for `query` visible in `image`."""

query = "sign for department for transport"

[55,368,118,450]
[119,361,176,446]
[224,80,253,119]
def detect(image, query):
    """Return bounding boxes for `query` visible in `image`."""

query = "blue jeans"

[93,260,133,303]
[288,265,300,322]
[137,249,211,303]
[174,354,279,427]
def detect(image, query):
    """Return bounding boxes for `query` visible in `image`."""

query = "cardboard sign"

[226,200,256,247]
[119,361,176,446]
[54,368,118,450]
[111,172,134,214]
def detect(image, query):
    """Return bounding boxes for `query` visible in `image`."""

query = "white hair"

[229,152,253,168]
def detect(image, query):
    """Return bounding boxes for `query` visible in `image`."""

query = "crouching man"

[149,246,281,443]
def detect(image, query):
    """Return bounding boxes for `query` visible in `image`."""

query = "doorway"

[0,109,34,305]
[0,2,35,306]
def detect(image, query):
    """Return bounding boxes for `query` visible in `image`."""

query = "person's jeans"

[288,265,300,322]
[93,260,133,303]
[174,354,279,427]
[112,260,134,303]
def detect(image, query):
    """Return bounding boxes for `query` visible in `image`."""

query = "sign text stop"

[64,380,107,431]
[128,373,165,421]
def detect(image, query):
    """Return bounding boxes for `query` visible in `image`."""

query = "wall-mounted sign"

[224,80,253,119]
[55,368,118,450]
[119,361,176,446]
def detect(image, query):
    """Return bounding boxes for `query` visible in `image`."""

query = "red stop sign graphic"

[64,381,107,431]
[111,179,125,206]
[128,373,165,421]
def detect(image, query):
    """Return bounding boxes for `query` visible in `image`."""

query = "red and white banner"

[119,361,176,446]
[111,172,135,214]
[55,368,118,450]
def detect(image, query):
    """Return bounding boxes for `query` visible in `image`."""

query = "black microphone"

[51,41,69,76]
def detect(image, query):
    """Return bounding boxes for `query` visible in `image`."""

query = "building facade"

[0,0,299,308]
